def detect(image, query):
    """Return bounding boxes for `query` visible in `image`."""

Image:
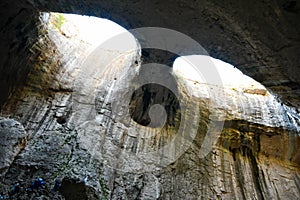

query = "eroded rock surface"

[0,117,28,178]
[0,13,299,200]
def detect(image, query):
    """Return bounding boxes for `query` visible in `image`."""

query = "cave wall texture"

[0,0,299,199]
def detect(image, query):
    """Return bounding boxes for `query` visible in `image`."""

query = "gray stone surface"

[0,117,28,178]
[0,1,299,200]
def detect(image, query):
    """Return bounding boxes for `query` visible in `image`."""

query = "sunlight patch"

[173,55,268,95]
[48,12,137,51]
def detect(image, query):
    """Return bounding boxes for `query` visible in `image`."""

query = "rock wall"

[0,1,39,108]
[0,13,299,199]
[0,0,299,199]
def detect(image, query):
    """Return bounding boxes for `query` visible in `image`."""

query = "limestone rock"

[0,117,28,178]
[0,1,299,200]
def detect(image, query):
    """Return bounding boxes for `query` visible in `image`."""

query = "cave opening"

[14,11,298,148]
[37,12,274,129]
[45,12,134,50]
[0,2,300,199]
[172,55,268,91]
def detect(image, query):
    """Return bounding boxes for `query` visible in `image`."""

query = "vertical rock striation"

[0,12,299,199]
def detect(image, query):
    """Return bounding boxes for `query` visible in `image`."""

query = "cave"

[0,0,299,199]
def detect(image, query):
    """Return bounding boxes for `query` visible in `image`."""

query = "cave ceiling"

[0,0,299,108]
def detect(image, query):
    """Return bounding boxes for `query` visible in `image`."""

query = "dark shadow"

[141,48,179,67]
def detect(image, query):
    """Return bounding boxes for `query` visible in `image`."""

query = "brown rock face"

[0,1,299,200]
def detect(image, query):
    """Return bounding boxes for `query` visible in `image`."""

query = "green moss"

[57,14,66,29]
[51,13,66,31]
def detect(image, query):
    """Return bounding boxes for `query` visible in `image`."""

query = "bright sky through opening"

[52,12,266,91]
[57,13,137,51]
